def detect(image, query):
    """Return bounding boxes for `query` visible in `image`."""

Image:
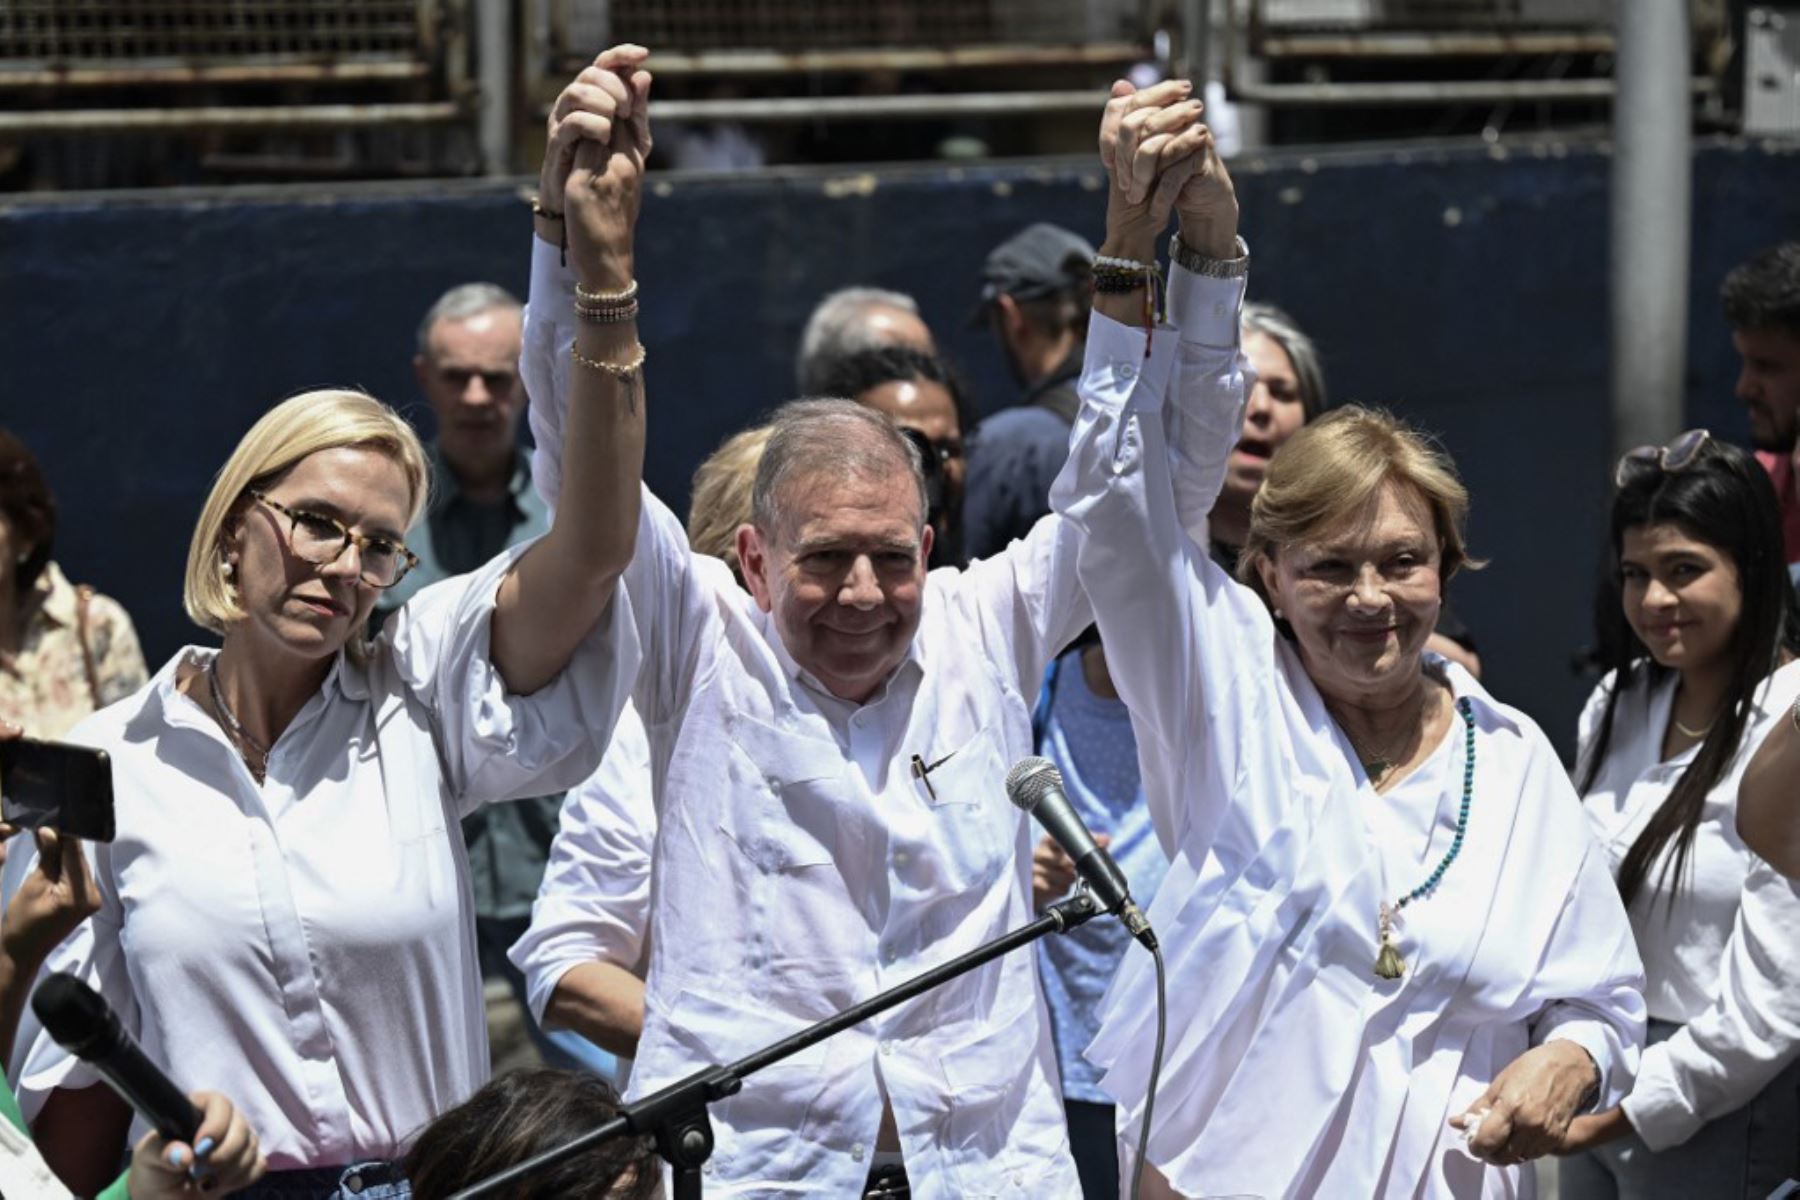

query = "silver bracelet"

[1170,232,1250,279]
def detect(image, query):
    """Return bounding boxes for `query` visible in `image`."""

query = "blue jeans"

[230,1161,409,1200]
[1559,1019,1800,1199]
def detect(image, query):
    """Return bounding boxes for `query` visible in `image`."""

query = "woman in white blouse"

[1049,109,1645,1193]
[1561,432,1800,1198]
[17,54,652,1197]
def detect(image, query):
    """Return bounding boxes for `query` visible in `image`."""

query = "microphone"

[32,973,202,1144]
[1006,756,1158,951]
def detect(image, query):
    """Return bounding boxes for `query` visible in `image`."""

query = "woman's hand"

[539,45,651,225]
[1557,1106,1633,1155]
[557,48,653,293]
[0,825,98,972]
[126,1091,265,1198]
[1097,79,1216,262]
[1449,1040,1600,1164]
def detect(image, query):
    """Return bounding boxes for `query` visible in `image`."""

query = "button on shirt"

[520,237,1226,1198]
[1577,658,1800,1151]
[13,544,633,1168]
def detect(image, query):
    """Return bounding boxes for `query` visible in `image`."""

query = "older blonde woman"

[1048,96,1645,1197]
[14,54,649,1198]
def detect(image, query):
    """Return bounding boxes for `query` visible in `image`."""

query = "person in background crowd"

[1738,694,1800,879]
[815,346,974,566]
[795,287,935,399]
[16,49,648,1196]
[1055,78,1644,1194]
[1720,241,1800,582]
[401,1069,659,1200]
[963,221,1095,560]
[0,725,266,1199]
[0,429,147,740]
[509,428,772,1075]
[378,282,613,1082]
[1560,432,1800,1198]
[1204,304,1482,676]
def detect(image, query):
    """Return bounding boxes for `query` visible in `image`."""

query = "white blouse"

[1050,296,1647,1198]
[1577,658,1800,1151]
[12,544,633,1169]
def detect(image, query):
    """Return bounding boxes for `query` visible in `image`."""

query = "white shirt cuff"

[1168,261,1248,347]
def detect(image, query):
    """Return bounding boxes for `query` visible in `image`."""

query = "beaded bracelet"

[576,279,639,306]
[1091,255,1166,353]
[575,299,640,325]
[571,341,647,378]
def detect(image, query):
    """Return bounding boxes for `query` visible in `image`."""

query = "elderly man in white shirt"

[524,63,1235,1198]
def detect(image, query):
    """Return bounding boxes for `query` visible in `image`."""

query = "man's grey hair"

[416,282,524,359]
[796,287,924,395]
[752,399,928,539]
[1243,302,1328,421]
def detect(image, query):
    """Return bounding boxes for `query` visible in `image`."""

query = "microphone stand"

[449,891,1105,1200]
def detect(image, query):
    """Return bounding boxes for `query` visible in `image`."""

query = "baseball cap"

[970,222,1096,326]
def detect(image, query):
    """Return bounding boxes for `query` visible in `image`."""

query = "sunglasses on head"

[1613,428,1714,490]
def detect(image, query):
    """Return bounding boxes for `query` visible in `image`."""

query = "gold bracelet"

[576,299,640,325]
[571,342,647,378]
[575,279,638,306]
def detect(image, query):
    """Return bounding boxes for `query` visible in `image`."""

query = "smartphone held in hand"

[0,737,116,843]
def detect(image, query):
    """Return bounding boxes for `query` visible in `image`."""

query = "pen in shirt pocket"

[909,750,956,801]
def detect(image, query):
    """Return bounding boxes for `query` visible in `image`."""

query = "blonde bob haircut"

[1237,406,1482,602]
[687,424,771,580]
[184,390,430,647]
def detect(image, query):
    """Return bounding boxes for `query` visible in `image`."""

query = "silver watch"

[1171,232,1251,278]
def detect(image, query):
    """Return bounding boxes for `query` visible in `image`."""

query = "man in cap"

[964,222,1096,560]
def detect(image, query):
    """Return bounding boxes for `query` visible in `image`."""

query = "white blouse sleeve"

[14,842,137,1120]
[383,540,638,816]
[1623,859,1800,1150]
[509,703,657,1023]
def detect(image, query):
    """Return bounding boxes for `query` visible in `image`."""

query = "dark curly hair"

[0,427,56,599]
[402,1068,659,1199]
[1720,241,1800,336]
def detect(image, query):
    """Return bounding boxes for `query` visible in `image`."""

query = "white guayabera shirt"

[12,544,633,1169]
[1050,273,1648,1200]
[1577,658,1800,1151]
[522,239,1246,1198]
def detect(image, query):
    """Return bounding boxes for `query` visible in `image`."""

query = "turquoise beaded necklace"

[1374,696,1476,980]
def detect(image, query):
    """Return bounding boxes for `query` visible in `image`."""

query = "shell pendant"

[1374,901,1406,979]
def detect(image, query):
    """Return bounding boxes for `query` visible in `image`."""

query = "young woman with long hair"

[1562,431,1800,1197]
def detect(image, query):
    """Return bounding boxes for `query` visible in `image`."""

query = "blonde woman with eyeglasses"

[12,48,652,1199]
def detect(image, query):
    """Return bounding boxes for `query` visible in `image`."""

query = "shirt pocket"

[716,713,845,873]
[912,723,1019,894]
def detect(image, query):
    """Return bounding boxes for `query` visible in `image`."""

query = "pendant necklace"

[207,657,269,782]
[1374,696,1475,980]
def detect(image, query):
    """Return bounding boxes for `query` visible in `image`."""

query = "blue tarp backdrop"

[4,134,1798,756]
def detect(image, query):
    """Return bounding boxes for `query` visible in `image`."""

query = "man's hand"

[126,1091,266,1199]
[540,45,652,219]
[561,53,653,292]
[1098,79,1214,262]
[1449,1040,1601,1165]
[0,826,98,973]
[1557,1106,1632,1155]
[1031,832,1108,911]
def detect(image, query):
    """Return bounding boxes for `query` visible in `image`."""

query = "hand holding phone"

[0,735,115,843]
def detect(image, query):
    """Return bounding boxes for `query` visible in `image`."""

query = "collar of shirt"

[426,441,534,516]
[756,605,927,731]
[20,560,78,635]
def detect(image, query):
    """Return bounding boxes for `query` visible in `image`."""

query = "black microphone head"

[1005,756,1063,813]
[32,973,117,1058]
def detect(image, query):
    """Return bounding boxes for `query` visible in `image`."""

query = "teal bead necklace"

[1374,696,1476,980]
